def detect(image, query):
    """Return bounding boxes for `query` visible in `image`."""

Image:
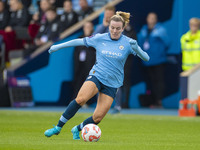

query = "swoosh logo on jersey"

[102,43,106,46]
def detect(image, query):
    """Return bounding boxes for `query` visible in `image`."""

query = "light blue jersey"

[84,33,136,88]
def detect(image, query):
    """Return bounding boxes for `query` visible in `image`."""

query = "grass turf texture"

[0,110,200,150]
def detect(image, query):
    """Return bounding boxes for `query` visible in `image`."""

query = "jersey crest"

[119,45,124,50]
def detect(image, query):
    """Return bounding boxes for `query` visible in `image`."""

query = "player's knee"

[75,96,87,106]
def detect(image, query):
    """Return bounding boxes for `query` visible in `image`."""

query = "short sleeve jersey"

[84,33,136,88]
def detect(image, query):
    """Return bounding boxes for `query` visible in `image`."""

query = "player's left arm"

[129,39,150,61]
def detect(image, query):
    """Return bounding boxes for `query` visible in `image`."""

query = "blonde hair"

[110,11,130,27]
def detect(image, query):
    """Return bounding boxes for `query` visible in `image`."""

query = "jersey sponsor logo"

[101,50,122,58]
[119,45,124,50]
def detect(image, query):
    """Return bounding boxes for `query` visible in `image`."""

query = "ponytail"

[110,11,130,27]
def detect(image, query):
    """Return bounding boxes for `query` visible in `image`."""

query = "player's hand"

[48,45,57,54]
[129,39,138,51]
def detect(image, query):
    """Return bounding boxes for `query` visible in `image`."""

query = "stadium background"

[6,0,200,108]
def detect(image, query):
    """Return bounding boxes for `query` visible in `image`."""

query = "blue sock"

[57,99,81,127]
[77,116,98,131]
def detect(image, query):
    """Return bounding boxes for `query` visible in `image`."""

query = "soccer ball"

[81,124,101,142]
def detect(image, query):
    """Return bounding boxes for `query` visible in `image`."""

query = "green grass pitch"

[0,110,200,150]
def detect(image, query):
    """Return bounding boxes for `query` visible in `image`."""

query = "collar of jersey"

[108,32,122,41]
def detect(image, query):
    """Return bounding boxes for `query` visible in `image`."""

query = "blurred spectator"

[5,0,29,31]
[93,6,115,34]
[6,0,32,8]
[73,21,96,103]
[0,0,9,30]
[28,0,52,40]
[180,18,200,71]
[0,0,30,62]
[138,12,170,107]
[34,7,60,46]
[31,0,52,25]
[24,7,60,57]
[77,0,93,21]
[72,0,93,11]
[59,0,78,34]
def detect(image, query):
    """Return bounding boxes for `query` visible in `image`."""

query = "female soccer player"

[44,11,150,140]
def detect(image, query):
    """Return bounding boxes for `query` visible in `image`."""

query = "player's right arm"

[48,38,85,54]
